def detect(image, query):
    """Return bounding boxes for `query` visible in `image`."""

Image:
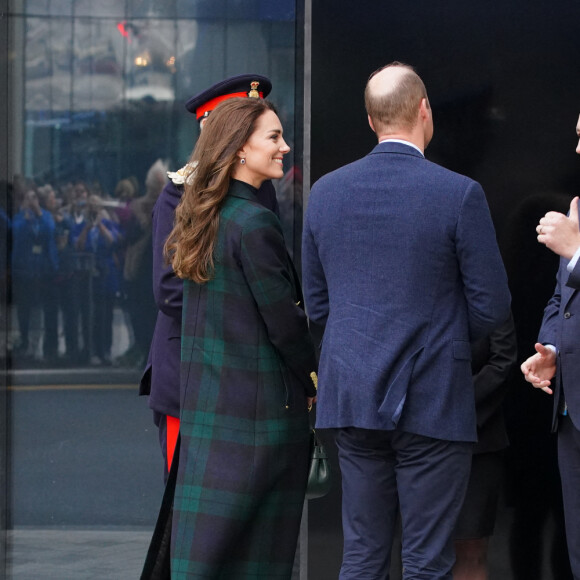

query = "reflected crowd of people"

[2,159,167,369]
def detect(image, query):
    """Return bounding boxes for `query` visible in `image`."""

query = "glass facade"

[1,1,304,577]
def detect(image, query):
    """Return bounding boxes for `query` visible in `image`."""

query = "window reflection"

[9,2,300,372]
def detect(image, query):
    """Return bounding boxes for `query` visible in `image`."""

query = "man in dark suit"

[139,74,279,478]
[302,62,511,579]
[521,112,580,579]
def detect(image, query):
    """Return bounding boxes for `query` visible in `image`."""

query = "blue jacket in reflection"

[71,218,122,295]
[12,208,58,278]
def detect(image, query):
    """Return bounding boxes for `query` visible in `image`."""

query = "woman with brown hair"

[166,97,317,579]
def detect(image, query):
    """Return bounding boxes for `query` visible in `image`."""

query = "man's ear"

[368,115,376,132]
[419,98,430,121]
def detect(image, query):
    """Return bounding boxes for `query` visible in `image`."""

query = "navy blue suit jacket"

[539,257,580,432]
[302,141,511,442]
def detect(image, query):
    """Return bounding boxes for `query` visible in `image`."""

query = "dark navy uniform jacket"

[139,177,280,419]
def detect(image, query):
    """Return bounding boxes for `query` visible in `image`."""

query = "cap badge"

[248,81,260,98]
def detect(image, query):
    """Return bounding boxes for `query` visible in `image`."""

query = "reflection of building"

[13,2,298,201]
[8,0,303,267]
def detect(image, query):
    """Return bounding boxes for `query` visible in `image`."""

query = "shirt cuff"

[566,245,580,272]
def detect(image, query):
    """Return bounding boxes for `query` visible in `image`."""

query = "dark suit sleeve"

[566,259,580,289]
[240,210,318,396]
[538,258,566,348]
[152,182,183,319]
[472,314,517,429]
[301,191,329,327]
[456,181,512,340]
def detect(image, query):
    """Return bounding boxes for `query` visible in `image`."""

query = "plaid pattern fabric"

[171,180,317,579]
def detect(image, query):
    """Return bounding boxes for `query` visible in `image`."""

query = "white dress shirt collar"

[379,138,424,157]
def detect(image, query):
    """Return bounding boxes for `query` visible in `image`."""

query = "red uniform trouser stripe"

[167,415,180,471]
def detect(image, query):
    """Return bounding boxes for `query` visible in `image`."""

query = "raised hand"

[537,196,580,259]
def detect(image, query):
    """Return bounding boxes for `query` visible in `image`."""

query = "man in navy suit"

[521,112,580,579]
[302,62,511,579]
[139,74,279,479]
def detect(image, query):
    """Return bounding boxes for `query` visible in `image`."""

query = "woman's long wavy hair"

[165,97,277,283]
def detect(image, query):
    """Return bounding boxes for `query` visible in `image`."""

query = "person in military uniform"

[139,75,280,479]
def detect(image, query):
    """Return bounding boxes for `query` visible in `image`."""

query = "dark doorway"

[309,2,580,578]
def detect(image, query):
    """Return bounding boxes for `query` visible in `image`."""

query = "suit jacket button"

[564,312,571,319]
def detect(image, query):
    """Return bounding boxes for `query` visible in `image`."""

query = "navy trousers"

[558,414,580,580]
[336,427,472,580]
[154,412,170,482]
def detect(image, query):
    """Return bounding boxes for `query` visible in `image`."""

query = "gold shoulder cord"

[308,372,318,412]
[310,371,318,390]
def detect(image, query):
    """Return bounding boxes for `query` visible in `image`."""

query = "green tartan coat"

[171,179,318,579]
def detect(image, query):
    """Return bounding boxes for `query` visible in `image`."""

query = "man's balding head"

[365,62,429,136]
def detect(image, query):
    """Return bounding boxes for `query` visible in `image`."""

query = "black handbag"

[306,428,332,500]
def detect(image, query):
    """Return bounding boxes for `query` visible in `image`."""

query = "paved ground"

[7,520,309,580]
[7,528,151,580]
[2,514,514,580]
